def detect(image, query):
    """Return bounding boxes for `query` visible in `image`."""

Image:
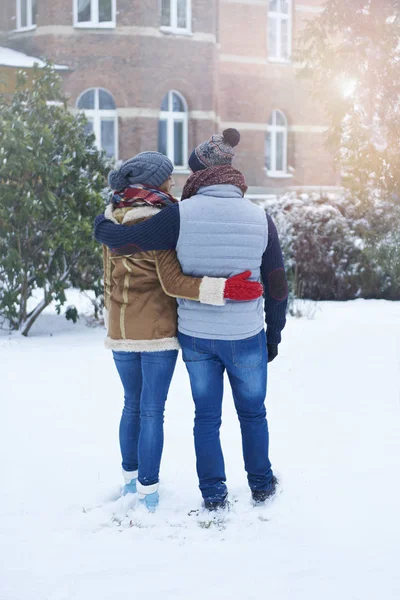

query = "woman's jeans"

[112,350,178,487]
[178,330,273,503]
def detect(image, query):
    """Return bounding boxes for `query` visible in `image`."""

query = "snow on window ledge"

[12,25,37,34]
[160,26,192,37]
[73,22,116,29]
[266,170,294,179]
[268,57,292,65]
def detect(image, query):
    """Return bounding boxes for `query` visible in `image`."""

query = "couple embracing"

[94,128,288,513]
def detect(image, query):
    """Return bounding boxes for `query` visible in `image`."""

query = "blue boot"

[122,479,137,496]
[121,470,138,496]
[137,481,159,512]
[139,491,159,513]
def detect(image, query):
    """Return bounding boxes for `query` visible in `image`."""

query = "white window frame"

[160,0,192,34]
[76,88,118,160]
[15,0,36,32]
[159,90,188,169]
[73,0,116,29]
[268,0,292,63]
[266,109,288,177]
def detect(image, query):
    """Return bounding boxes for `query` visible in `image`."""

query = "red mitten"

[224,271,264,301]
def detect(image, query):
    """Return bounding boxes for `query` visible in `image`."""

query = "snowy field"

[1,296,399,600]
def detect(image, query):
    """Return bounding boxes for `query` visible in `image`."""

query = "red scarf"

[111,185,178,209]
[181,165,248,201]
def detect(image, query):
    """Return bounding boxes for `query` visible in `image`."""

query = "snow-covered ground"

[1,296,399,600]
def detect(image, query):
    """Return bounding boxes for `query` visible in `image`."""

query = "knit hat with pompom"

[188,128,241,172]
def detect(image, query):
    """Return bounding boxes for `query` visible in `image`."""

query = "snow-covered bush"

[359,230,400,300]
[255,191,400,301]
[0,66,108,335]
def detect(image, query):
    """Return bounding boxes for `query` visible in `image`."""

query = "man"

[94,129,288,510]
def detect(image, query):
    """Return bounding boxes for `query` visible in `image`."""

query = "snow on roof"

[0,46,68,70]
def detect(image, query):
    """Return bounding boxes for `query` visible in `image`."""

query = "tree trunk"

[20,296,52,337]
[20,269,72,336]
[19,270,29,328]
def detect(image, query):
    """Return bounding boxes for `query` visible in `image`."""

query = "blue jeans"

[178,330,273,502]
[112,350,178,487]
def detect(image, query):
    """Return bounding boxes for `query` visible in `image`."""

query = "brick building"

[0,0,338,193]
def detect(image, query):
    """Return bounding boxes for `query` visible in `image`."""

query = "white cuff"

[137,481,159,497]
[122,469,138,484]
[199,276,226,306]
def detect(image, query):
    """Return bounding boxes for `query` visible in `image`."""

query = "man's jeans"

[178,330,274,503]
[112,350,178,487]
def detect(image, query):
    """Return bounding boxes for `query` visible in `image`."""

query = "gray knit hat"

[188,129,241,172]
[108,152,174,190]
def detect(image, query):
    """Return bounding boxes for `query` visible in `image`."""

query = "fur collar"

[122,206,161,224]
[105,204,161,225]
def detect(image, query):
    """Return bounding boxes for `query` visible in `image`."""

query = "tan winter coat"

[103,204,226,352]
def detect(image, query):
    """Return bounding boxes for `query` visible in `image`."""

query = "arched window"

[265,110,288,175]
[77,88,118,159]
[16,0,36,30]
[268,0,292,62]
[161,0,191,33]
[158,91,188,169]
[73,0,116,27]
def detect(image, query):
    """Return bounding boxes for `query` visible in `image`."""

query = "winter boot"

[204,493,229,512]
[137,481,159,513]
[121,469,138,496]
[251,476,278,505]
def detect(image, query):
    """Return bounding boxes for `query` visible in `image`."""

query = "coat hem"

[177,326,265,341]
[105,336,180,352]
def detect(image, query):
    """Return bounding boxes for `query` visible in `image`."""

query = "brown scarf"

[181,165,248,200]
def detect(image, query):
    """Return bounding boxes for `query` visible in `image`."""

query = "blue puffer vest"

[176,184,268,340]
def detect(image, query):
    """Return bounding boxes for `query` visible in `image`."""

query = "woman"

[103,151,263,511]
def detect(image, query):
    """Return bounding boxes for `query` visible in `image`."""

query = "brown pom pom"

[222,128,241,147]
